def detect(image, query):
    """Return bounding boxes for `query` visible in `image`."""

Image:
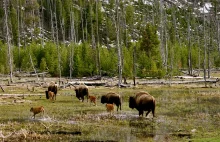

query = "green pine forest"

[1,0,220,80]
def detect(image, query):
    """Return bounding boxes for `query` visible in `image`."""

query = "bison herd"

[31,82,156,119]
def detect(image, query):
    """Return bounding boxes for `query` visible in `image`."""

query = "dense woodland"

[0,0,220,83]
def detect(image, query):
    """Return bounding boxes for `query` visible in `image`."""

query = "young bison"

[129,91,155,117]
[48,91,55,102]
[101,92,121,111]
[30,106,44,119]
[88,95,97,106]
[106,104,114,115]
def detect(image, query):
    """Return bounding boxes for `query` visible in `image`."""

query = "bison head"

[129,96,136,109]
[101,95,107,104]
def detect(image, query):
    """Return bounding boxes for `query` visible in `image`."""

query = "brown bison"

[129,92,155,117]
[46,82,58,100]
[88,95,97,106]
[47,91,55,102]
[101,92,121,111]
[74,85,89,102]
[106,103,114,115]
[30,106,44,119]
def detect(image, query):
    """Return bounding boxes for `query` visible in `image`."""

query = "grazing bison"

[45,82,58,100]
[30,106,44,119]
[101,92,121,111]
[74,85,89,102]
[129,92,155,117]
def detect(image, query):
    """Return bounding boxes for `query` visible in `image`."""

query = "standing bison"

[129,92,155,117]
[45,82,58,100]
[74,85,89,102]
[101,92,122,111]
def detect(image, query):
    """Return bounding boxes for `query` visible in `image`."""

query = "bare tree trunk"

[187,8,192,75]
[133,45,136,86]
[50,2,55,42]
[69,7,76,79]
[203,2,207,87]
[159,0,166,70]
[40,0,45,48]
[96,0,101,76]
[17,0,21,71]
[81,5,84,42]
[4,0,13,83]
[116,0,122,87]
[54,4,62,83]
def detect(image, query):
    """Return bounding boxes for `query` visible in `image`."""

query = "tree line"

[0,0,220,84]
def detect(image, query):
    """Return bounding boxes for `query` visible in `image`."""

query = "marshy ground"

[0,78,219,142]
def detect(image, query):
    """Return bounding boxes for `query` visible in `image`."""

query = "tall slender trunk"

[187,8,192,75]
[69,7,76,79]
[17,0,21,71]
[203,2,207,87]
[116,0,122,87]
[40,0,45,48]
[81,6,84,42]
[96,0,101,75]
[54,2,61,83]
[4,0,13,83]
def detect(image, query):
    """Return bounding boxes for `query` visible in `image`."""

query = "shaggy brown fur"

[30,106,44,119]
[46,82,58,100]
[106,104,114,115]
[88,95,97,106]
[101,92,121,111]
[74,85,89,102]
[129,92,155,117]
[48,91,55,102]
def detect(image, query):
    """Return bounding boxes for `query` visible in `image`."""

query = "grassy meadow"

[0,81,219,142]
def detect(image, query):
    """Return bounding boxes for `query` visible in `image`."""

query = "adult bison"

[45,82,58,100]
[129,91,155,117]
[101,92,122,111]
[74,85,89,102]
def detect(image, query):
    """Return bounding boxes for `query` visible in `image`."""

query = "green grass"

[0,85,219,141]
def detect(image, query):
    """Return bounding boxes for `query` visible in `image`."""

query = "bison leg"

[139,110,144,116]
[145,110,151,117]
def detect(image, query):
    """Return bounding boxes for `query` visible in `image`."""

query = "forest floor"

[0,75,219,141]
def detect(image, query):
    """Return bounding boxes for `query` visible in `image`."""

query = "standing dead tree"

[3,0,13,83]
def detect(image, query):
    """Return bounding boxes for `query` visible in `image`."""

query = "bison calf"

[129,91,155,117]
[30,106,44,119]
[88,95,97,106]
[106,104,114,115]
[101,92,121,111]
[48,91,55,102]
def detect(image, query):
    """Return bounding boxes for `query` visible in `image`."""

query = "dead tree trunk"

[116,0,122,87]
[4,0,13,83]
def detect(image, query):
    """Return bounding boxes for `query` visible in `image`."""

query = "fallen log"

[40,130,81,135]
[0,85,5,92]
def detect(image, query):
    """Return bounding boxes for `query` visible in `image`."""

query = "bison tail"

[152,98,156,117]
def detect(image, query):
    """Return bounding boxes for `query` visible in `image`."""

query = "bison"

[45,91,55,102]
[88,95,97,106]
[74,85,89,102]
[129,91,155,117]
[106,103,114,115]
[46,82,58,100]
[101,92,122,111]
[30,106,44,119]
